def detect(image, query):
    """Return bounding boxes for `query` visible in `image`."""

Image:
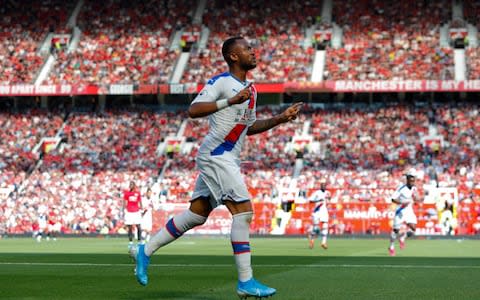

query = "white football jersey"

[309,189,329,203]
[309,189,329,212]
[391,184,417,208]
[142,196,154,212]
[192,72,257,160]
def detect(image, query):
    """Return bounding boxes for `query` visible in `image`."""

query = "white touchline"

[0,262,479,269]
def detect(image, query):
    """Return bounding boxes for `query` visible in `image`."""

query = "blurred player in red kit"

[123,181,143,253]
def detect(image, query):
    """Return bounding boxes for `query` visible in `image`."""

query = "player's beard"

[241,60,256,71]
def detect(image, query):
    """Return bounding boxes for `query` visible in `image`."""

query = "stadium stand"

[181,1,321,83]
[0,1,74,84]
[325,0,454,80]
[0,0,479,236]
[44,0,193,85]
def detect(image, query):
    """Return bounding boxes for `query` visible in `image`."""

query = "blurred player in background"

[308,181,330,250]
[440,195,455,235]
[135,36,302,298]
[141,188,155,242]
[47,209,61,241]
[388,169,421,256]
[35,199,48,242]
[123,181,143,253]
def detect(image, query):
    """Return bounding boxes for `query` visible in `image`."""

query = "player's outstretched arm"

[247,102,303,136]
[188,83,252,118]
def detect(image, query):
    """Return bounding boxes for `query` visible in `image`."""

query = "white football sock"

[145,209,206,256]
[231,212,253,282]
[321,223,328,244]
[390,231,397,249]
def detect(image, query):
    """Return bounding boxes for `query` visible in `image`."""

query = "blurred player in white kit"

[389,169,422,256]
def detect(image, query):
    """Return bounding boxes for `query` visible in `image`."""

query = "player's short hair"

[222,36,244,65]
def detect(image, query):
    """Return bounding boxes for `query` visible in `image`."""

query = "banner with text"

[1,81,480,96]
[153,202,479,235]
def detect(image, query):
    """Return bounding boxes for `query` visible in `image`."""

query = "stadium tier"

[0,0,479,89]
[0,103,478,236]
[0,0,479,237]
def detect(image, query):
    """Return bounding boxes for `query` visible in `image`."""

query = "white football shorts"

[141,210,153,231]
[192,154,250,208]
[393,206,417,229]
[125,211,142,225]
[312,204,329,224]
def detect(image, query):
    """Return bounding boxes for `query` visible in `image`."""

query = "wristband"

[216,99,229,110]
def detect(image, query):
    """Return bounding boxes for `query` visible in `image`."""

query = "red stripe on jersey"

[224,124,247,143]
[248,84,256,109]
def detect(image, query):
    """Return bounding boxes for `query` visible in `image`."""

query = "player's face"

[233,39,257,70]
[129,182,135,190]
[406,176,415,187]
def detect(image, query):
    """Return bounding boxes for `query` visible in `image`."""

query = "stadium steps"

[198,26,210,49]
[440,24,450,48]
[454,49,467,81]
[331,23,343,49]
[171,52,190,83]
[36,0,83,85]
[169,30,183,52]
[321,0,333,23]
[467,24,478,47]
[192,0,207,24]
[66,0,84,28]
[452,0,463,20]
[311,50,326,82]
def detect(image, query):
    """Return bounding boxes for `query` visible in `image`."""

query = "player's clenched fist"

[229,83,253,105]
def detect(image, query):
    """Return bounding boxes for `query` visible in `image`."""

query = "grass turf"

[0,237,479,299]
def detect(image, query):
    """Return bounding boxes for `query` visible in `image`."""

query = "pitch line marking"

[1,262,479,269]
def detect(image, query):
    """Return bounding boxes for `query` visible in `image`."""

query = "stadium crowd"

[181,1,320,83]
[0,109,64,192]
[2,0,478,84]
[1,109,181,234]
[325,0,454,80]
[0,1,74,84]
[44,0,193,85]
[0,0,479,236]
[466,48,480,80]
[0,102,479,235]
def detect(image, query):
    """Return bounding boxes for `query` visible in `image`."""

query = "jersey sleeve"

[308,191,319,202]
[391,187,401,201]
[192,80,222,104]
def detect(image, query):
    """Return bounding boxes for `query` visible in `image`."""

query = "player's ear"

[229,52,239,63]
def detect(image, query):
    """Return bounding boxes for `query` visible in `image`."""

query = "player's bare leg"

[398,228,406,250]
[127,225,136,256]
[320,222,328,249]
[389,228,399,256]
[307,227,316,249]
[400,223,416,250]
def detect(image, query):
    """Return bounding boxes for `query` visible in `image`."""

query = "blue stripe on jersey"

[166,218,182,238]
[395,207,405,216]
[210,140,235,156]
[398,184,407,191]
[232,242,251,254]
[207,72,230,85]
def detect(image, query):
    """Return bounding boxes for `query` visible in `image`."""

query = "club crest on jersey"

[234,109,255,124]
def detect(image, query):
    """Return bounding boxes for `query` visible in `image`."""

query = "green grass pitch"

[0,237,479,299]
